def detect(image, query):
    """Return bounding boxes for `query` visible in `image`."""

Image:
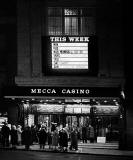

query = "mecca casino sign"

[3,86,120,98]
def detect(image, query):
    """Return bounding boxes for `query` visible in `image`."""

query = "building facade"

[1,0,132,150]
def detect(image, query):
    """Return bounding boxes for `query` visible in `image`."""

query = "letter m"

[31,89,36,93]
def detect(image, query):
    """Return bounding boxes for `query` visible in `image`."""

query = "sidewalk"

[1,143,133,157]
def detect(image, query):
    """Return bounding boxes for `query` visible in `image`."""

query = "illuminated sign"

[50,37,90,42]
[94,105,120,115]
[51,36,89,69]
[65,104,91,114]
[4,87,120,98]
[36,104,64,113]
[52,43,88,69]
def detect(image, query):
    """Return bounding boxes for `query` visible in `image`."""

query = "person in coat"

[59,128,68,151]
[21,126,32,150]
[31,125,38,144]
[17,125,22,145]
[1,122,10,147]
[69,127,78,151]
[62,128,68,152]
[89,124,95,143]
[38,125,47,149]
[82,125,87,143]
[59,128,64,150]
[10,125,18,149]
[47,128,52,149]
[52,127,59,150]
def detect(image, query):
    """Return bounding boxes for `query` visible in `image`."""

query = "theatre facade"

[1,0,129,150]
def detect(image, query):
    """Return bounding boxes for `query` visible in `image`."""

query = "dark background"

[0,0,130,97]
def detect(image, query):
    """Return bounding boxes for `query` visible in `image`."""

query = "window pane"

[48,8,62,16]
[64,8,78,15]
[80,17,96,35]
[48,17,62,35]
[65,17,78,35]
[80,8,95,16]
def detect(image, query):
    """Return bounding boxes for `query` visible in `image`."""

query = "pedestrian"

[31,125,38,144]
[21,126,32,150]
[52,127,59,150]
[10,125,18,149]
[47,128,52,149]
[17,125,22,145]
[82,125,87,143]
[89,124,95,143]
[62,128,68,152]
[59,128,64,151]
[51,123,56,132]
[38,125,47,149]
[69,127,78,151]
[1,122,10,147]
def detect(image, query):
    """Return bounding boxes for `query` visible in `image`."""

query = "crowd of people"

[0,122,95,152]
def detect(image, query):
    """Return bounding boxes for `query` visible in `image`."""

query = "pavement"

[1,142,133,157]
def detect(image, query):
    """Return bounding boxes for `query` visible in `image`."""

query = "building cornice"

[15,76,125,88]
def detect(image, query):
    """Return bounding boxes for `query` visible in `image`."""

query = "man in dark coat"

[1,122,10,147]
[38,126,47,149]
[82,125,87,143]
[59,128,68,152]
[21,126,32,150]
[62,128,68,151]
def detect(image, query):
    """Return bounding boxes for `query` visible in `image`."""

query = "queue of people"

[0,122,95,151]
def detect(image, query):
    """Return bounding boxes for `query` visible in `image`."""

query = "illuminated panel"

[52,43,88,69]
[36,104,64,113]
[65,104,91,114]
[74,108,81,113]
[82,108,90,113]
[94,105,120,115]
[65,107,73,113]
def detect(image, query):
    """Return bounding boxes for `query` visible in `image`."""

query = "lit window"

[48,7,96,36]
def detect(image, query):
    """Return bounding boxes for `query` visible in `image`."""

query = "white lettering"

[61,89,90,95]
[50,37,66,42]
[31,89,36,93]
[31,88,56,94]
[37,89,41,93]
[69,37,75,42]
[84,37,89,42]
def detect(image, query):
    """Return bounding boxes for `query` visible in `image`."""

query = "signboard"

[51,36,89,70]
[65,104,91,114]
[94,105,120,115]
[35,104,64,113]
[97,137,106,143]
[52,43,88,69]
[3,87,120,98]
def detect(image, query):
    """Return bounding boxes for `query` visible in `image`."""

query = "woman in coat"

[89,124,95,143]
[69,127,78,151]
[10,125,18,149]
[47,128,52,149]
[17,125,22,145]
[38,126,47,149]
[52,127,59,150]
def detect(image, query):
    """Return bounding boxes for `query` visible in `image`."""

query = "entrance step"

[68,142,119,149]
